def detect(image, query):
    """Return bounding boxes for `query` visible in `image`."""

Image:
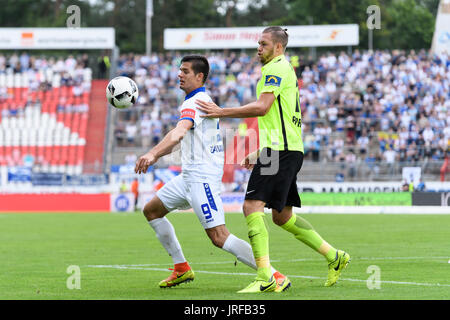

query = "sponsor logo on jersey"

[265,75,281,87]
[210,145,224,153]
[180,108,196,119]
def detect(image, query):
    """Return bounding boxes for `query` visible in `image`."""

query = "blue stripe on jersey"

[184,87,206,100]
[203,183,217,211]
[179,117,195,130]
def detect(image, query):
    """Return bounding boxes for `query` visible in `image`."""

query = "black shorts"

[245,148,303,212]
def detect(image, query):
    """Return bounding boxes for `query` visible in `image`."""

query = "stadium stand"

[3,51,446,183]
[0,53,93,175]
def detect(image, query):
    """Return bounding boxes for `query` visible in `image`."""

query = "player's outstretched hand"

[240,150,259,170]
[195,99,223,118]
[240,155,254,170]
[135,152,157,174]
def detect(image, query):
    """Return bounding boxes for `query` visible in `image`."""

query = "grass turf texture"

[0,212,449,300]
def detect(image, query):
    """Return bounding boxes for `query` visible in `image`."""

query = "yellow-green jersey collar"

[261,55,286,72]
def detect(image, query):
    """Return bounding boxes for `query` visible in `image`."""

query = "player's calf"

[205,225,230,248]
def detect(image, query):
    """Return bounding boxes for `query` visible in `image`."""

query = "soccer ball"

[106,76,139,109]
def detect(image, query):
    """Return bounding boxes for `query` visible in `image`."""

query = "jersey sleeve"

[179,101,196,125]
[179,94,210,129]
[259,63,285,98]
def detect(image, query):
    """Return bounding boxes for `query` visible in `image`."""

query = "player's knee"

[242,200,265,216]
[242,202,251,215]
[272,207,293,226]
[242,201,257,216]
[272,214,283,226]
[142,205,154,220]
[142,203,162,221]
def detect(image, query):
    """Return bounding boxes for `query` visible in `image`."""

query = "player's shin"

[280,214,337,262]
[245,212,272,281]
[148,217,187,264]
[222,234,281,278]
[222,233,257,269]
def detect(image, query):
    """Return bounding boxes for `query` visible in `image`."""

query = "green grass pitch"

[0,212,449,300]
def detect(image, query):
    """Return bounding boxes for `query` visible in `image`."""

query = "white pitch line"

[86,264,450,288]
[290,256,450,262]
[86,256,449,268]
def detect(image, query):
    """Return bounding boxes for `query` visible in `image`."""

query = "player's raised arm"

[195,92,275,118]
[135,119,193,174]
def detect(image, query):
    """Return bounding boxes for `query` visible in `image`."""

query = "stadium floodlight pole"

[307,16,316,60]
[146,0,153,56]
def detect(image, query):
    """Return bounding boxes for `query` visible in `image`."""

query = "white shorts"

[156,174,225,229]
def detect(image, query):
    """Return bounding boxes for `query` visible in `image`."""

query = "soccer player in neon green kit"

[196,26,350,293]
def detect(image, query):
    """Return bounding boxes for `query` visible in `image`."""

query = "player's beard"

[260,48,275,65]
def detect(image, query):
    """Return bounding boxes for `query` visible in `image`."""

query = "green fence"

[300,192,412,206]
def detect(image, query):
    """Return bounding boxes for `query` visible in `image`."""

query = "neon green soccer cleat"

[237,276,276,293]
[325,250,350,287]
[159,269,195,288]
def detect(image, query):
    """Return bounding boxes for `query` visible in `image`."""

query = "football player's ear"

[197,72,204,84]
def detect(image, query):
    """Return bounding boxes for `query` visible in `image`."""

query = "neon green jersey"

[256,54,303,152]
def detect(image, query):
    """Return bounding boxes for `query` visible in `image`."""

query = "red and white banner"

[164,25,359,50]
[0,193,110,212]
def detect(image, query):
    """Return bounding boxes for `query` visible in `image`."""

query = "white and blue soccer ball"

[106,76,139,109]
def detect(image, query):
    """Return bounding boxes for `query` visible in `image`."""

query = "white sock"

[148,217,186,264]
[222,234,277,275]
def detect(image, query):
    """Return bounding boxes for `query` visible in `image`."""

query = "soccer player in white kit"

[135,55,288,290]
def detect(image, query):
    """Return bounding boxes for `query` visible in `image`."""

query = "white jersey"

[179,87,224,182]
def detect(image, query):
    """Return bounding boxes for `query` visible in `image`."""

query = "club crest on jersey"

[180,108,196,119]
[264,75,281,87]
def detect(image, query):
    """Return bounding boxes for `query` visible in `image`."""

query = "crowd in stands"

[0,52,92,102]
[1,49,447,178]
[113,49,450,167]
[300,49,449,166]
[0,52,90,79]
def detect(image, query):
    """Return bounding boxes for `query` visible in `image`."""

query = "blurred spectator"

[125,153,137,165]
[140,113,153,149]
[98,54,110,78]
[365,153,380,178]
[114,121,126,147]
[416,178,426,191]
[120,180,128,193]
[402,180,410,192]
[131,178,139,211]
[383,147,397,175]
[345,151,357,180]
[125,121,138,146]
[233,168,250,192]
